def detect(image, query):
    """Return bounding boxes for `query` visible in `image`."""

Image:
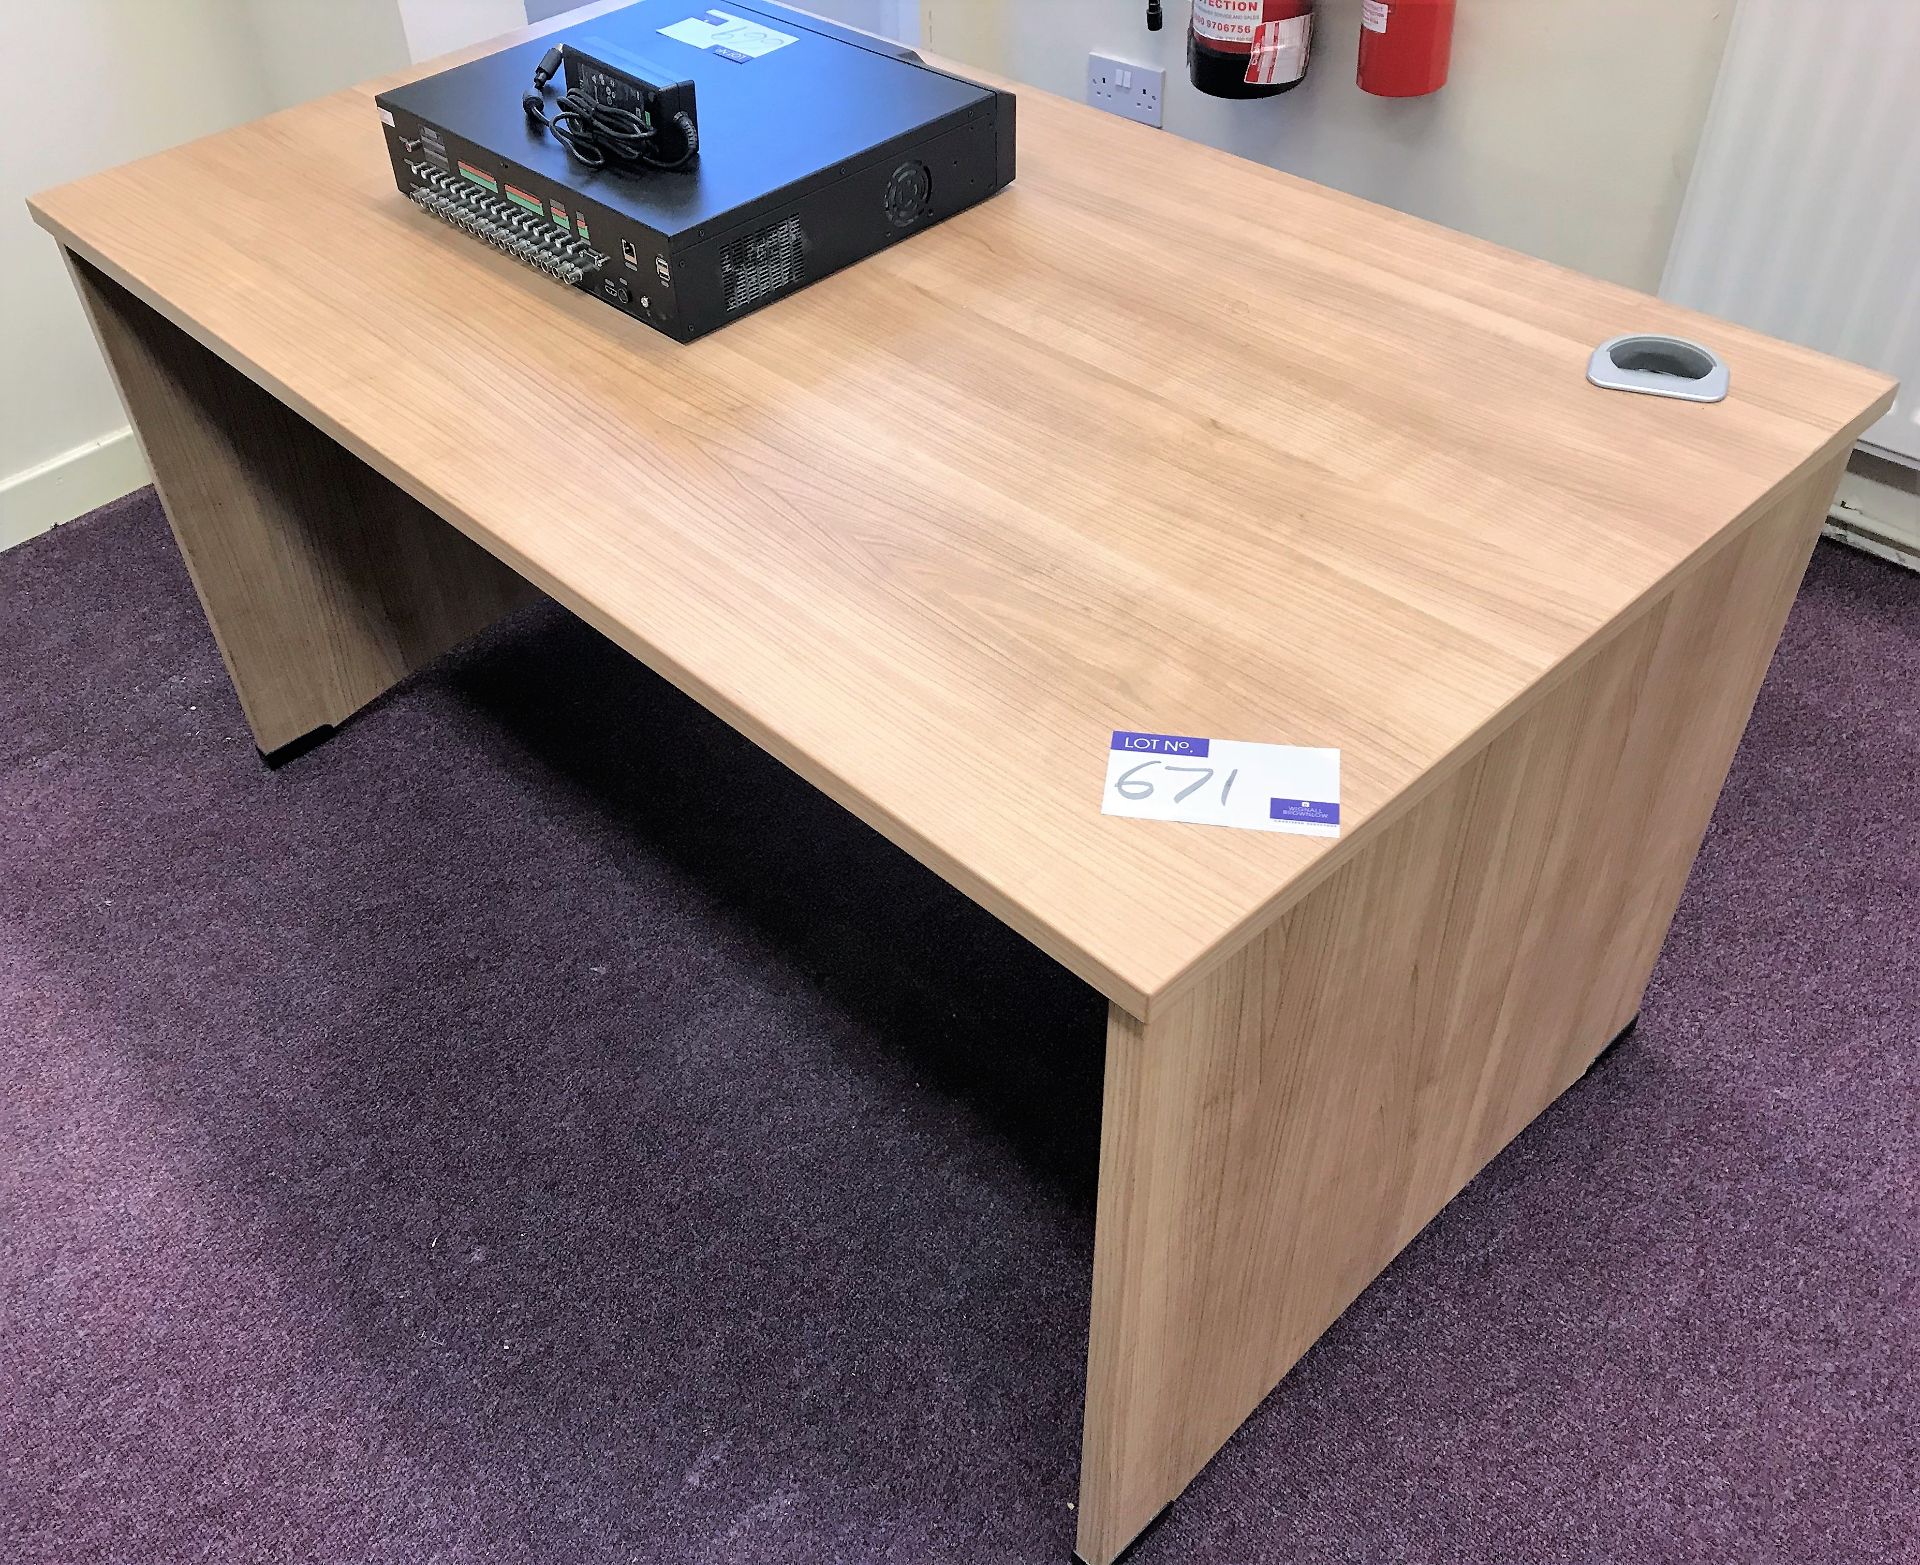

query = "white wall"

[797,0,922,40]
[0,1,271,548]
[237,0,413,109]
[0,0,519,550]
[923,0,1735,293]
[524,0,920,38]
[399,0,529,62]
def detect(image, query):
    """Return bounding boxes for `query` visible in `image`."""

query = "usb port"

[621,238,639,269]
[603,278,631,304]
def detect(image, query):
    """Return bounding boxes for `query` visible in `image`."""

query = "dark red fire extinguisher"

[1186,1,1316,99]
[1357,0,1456,97]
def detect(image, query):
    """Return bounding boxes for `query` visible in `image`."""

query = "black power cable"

[521,47,698,172]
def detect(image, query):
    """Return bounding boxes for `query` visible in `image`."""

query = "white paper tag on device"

[1101,731,1342,837]
[658,9,797,61]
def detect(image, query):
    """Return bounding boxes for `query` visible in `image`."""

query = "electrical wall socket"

[1087,53,1164,129]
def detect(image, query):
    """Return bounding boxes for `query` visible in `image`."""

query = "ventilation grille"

[720,216,808,314]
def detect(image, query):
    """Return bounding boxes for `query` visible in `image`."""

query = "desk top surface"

[31,4,1895,1017]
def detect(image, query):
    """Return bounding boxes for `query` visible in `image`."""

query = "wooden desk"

[30,8,1894,1560]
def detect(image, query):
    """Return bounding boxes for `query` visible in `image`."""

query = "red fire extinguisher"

[1187,1,1316,99]
[1356,0,1456,97]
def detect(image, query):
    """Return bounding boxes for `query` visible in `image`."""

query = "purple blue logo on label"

[1270,798,1340,825]
[1111,730,1211,757]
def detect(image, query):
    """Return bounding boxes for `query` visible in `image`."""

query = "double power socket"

[1086,53,1165,129]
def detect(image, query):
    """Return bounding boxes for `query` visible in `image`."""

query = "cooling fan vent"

[720,216,808,314]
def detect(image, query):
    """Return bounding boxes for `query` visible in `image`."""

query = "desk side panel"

[66,255,534,755]
[1074,453,1843,1564]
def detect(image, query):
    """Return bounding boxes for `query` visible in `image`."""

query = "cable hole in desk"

[1609,337,1714,380]
[1587,333,1729,404]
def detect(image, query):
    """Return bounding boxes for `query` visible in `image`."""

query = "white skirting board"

[0,428,149,553]
[1826,453,1920,574]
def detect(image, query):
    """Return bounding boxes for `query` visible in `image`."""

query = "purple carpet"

[2,490,1915,1564]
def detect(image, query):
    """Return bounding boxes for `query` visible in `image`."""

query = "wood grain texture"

[66,255,533,754]
[1073,459,1843,1564]
[26,20,1894,1009]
